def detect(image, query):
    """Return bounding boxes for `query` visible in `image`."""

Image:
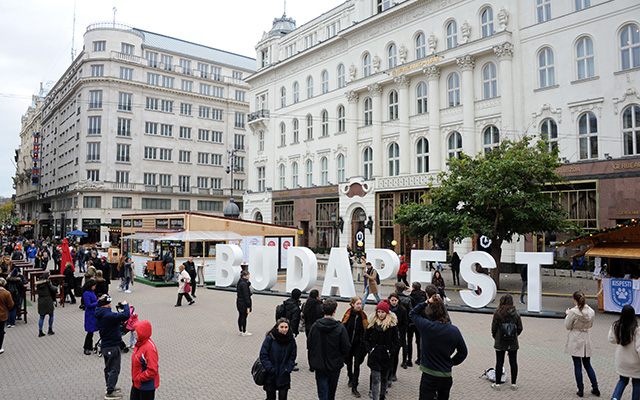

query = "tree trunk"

[489,240,503,290]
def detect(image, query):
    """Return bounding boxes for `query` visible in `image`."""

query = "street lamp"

[223,149,240,218]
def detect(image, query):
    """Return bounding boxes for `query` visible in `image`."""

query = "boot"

[48,328,55,335]
[347,376,353,387]
[38,330,45,337]
[351,384,361,398]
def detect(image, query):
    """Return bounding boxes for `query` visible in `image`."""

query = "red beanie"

[376,300,390,314]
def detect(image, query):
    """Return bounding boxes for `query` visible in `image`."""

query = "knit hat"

[292,288,302,300]
[376,300,390,314]
[97,294,112,307]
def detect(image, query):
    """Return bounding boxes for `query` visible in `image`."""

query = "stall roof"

[585,243,640,260]
[158,230,243,242]
[121,232,169,240]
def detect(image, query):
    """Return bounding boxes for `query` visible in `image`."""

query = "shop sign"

[391,55,440,76]
[32,131,40,185]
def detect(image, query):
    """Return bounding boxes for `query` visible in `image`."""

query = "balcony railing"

[248,109,270,122]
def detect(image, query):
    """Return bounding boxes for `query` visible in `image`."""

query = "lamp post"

[224,149,240,218]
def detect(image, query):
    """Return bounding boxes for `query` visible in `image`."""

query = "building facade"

[22,23,254,242]
[244,0,640,261]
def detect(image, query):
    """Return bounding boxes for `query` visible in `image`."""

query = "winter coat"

[95,304,130,348]
[342,307,368,363]
[303,297,324,333]
[236,277,252,312]
[410,289,427,307]
[432,275,446,298]
[177,270,191,294]
[363,313,401,371]
[63,266,75,290]
[398,262,408,277]
[0,287,14,321]
[94,277,108,299]
[27,246,38,259]
[123,262,133,280]
[36,279,58,316]
[609,326,640,379]
[83,290,98,333]
[11,250,24,260]
[131,320,160,390]
[283,297,301,335]
[6,275,25,305]
[450,253,461,272]
[565,304,595,357]
[307,317,351,373]
[491,307,523,351]
[260,328,297,388]
[183,261,196,282]
[389,304,408,345]
[364,267,379,294]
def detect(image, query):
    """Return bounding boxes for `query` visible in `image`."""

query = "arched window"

[337,105,346,132]
[576,37,595,79]
[620,24,640,71]
[292,162,299,188]
[363,147,373,180]
[416,33,426,59]
[388,90,398,120]
[321,110,329,137]
[255,212,263,223]
[306,114,313,140]
[280,86,286,108]
[388,142,400,176]
[364,97,373,126]
[388,43,397,69]
[293,81,299,103]
[578,112,598,159]
[448,131,462,159]
[320,157,328,185]
[416,82,428,114]
[623,105,640,155]
[337,154,345,183]
[446,21,458,49]
[337,64,346,88]
[447,73,461,107]
[363,53,372,77]
[305,160,313,187]
[416,137,429,173]
[279,164,286,190]
[482,62,498,99]
[538,48,555,88]
[307,76,314,99]
[540,118,558,152]
[280,122,286,147]
[481,7,494,37]
[483,125,500,154]
[321,70,329,94]
[292,118,299,143]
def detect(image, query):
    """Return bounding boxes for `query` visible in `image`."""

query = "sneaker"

[491,383,501,390]
[84,349,91,355]
[511,384,518,391]
[124,290,132,293]
[174,304,181,307]
[117,287,123,292]
[104,392,121,399]
[241,332,252,337]
[0,348,4,354]
[519,300,525,304]
[6,324,12,328]
[238,332,243,336]
[445,297,451,302]
[188,300,195,305]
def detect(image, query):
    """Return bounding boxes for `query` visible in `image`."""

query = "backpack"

[251,357,267,385]
[6,280,19,299]
[275,300,287,320]
[481,367,507,383]
[500,321,517,342]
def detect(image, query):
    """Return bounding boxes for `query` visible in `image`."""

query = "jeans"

[315,369,341,400]
[612,376,640,400]
[419,372,452,400]
[238,310,248,333]
[119,277,130,291]
[102,346,122,393]
[520,280,527,303]
[371,369,389,400]
[495,350,518,385]
[7,306,17,325]
[451,268,460,286]
[572,356,598,391]
[130,386,155,400]
[38,313,54,331]
[362,286,381,307]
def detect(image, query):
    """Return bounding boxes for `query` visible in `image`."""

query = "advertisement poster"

[602,278,640,314]
[242,236,263,264]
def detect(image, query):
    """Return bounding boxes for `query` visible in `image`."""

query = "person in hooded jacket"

[283,289,302,337]
[387,293,407,384]
[130,320,159,400]
[260,317,297,400]
[36,271,57,337]
[342,296,368,398]
[565,290,600,397]
[83,279,98,355]
[236,270,252,336]
[6,268,26,328]
[303,289,323,338]
[62,261,76,304]
[490,294,523,391]
[96,295,130,399]
[450,252,461,286]
[364,300,400,400]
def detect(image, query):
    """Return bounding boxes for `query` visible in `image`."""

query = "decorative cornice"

[456,55,475,71]
[423,65,440,80]
[493,42,514,60]
[613,88,640,114]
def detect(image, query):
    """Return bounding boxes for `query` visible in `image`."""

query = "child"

[125,305,139,348]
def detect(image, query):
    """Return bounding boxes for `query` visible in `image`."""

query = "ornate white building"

[244,0,640,260]
[18,23,255,241]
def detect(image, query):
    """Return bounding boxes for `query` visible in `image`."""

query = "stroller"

[93,302,132,357]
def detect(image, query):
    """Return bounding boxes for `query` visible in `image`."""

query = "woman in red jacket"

[131,320,159,400]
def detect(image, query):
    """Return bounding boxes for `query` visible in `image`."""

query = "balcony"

[248,109,270,122]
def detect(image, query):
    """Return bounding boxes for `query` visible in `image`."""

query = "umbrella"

[60,238,74,274]
[67,229,88,237]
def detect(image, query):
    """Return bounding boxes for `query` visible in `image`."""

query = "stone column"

[368,83,383,178]
[424,65,441,171]
[457,55,476,155]
[493,42,515,140]
[345,90,359,178]
[394,75,411,175]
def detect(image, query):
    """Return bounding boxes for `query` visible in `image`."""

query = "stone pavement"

[0,270,628,399]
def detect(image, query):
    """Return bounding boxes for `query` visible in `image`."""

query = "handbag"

[251,357,267,385]
[184,282,191,293]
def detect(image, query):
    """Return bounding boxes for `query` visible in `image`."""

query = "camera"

[116,302,126,311]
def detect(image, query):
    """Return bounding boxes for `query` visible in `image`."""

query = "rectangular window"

[234,134,245,150]
[144,147,157,160]
[198,129,210,141]
[83,196,101,208]
[232,71,243,80]
[89,90,102,109]
[141,198,171,210]
[212,108,223,120]
[236,156,245,172]
[180,103,192,115]
[257,167,265,191]
[93,41,106,52]
[235,90,246,102]
[235,112,245,129]
[116,171,129,183]
[121,43,135,55]
[198,63,209,78]
[197,152,209,164]
[86,170,100,181]
[200,83,211,96]
[116,144,130,162]
[160,124,172,137]
[212,178,222,189]
[117,118,131,137]
[212,131,223,143]
[145,122,158,135]
[179,175,190,193]
[179,199,190,211]
[147,73,160,86]
[159,174,171,187]
[161,54,173,71]
[146,51,158,67]
[181,80,193,92]
[537,0,552,23]
[212,86,224,98]
[161,76,174,88]
[197,200,223,212]
[118,92,132,111]
[212,66,222,81]
[180,58,191,75]
[143,173,157,186]
[88,116,101,135]
[179,126,191,139]
[158,148,172,161]
[91,65,104,77]
[199,106,210,119]
[112,197,132,209]
[234,179,244,190]
[120,67,133,81]
[197,176,209,188]
[87,142,100,161]
[160,100,173,113]
[179,150,191,163]
[146,97,158,110]
[211,153,223,166]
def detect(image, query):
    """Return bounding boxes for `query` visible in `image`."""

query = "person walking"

[26,242,37,264]
[36,271,57,337]
[307,298,351,400]
[0,277,15,354]
[236,270,252,336]
[520,264,527,305]
[410,295,467,400]
[130,320,160,400]
[609,304,640,400]
[363,262,381,307]
[63,261,77,304]
[397,256,408,286]
[259,317,297,400]
[174,264,194,307]
[490,294,523,391]
[387,293,407,383]
[83,279,98,355]
[565,291,600,397]
[342,296,368,397]
[364,300,400,400]
[118,257,134,294]
[96,294,130,399]
[302,289,323,337]
[182,258,197,298]
[450,252,461,286]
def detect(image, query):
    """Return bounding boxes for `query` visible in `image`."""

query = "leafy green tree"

[395,137,578,287]
[0,201,15,227]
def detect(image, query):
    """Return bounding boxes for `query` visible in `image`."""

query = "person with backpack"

[302,289,323,338]
[236,270,252,336]
[363,262,381,308]
[565,290,600,397]
[608,304,640,400]
[490,294,523,391]
[259,317,297,400]
[279,289,301,337]
[342,296,368,397]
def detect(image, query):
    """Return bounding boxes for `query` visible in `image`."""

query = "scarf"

[270,326,294,344]
[342,307,368,331]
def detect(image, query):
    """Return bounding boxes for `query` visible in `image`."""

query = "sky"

[0,0,346,198]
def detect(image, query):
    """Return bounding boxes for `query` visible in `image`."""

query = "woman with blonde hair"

[565,291,599,397]
[364,300,400,400]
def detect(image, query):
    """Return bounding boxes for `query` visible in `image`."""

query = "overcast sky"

[0,0,345,198]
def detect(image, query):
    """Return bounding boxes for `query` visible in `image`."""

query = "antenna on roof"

[113,7,117,26]
[70,0,76,62]
[283,0,286,16]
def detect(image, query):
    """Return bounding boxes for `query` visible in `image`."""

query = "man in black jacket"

[307,298,350,400]
[95,295,130,399]
[283,288,302,336]
[182,258,197,298]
